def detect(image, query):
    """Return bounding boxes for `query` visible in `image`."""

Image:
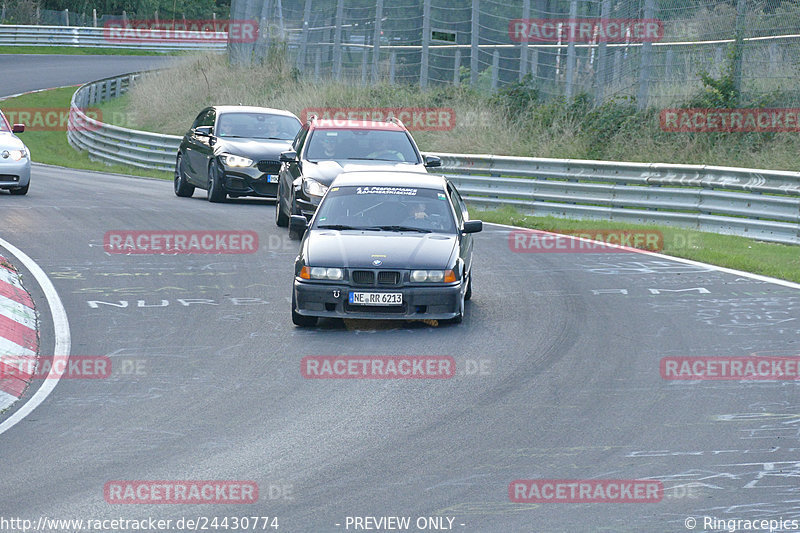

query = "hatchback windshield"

[216,113,299,140]
[314,185,456,233]
[305,129,419,163]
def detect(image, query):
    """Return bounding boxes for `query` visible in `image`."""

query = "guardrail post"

[64,9,69,26]
[88,84,96,105]
[491,50,499,91]
[453,49,461,86]
[389,51,396,84]
[372,0,383,83]
[519,0,530,81]
[470,0,479,86]
[420,0,431,89]
[332,0,344,80]
[92,9,97,27]
[114,77,122,98]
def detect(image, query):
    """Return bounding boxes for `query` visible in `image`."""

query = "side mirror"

[11,124,24,133]
[462,220,482,234]
[424,155,441,168]
[280,150,297,163]
[194,126,213,137]
[289,215,308,240]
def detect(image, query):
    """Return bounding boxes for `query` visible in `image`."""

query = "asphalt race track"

[2,59,800,533]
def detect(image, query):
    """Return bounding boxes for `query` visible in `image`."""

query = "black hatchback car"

[289,171,482,327]
[175,106,301,202]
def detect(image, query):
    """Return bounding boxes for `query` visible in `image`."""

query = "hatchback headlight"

[219,153,253,167]
[411,270,456,283]
[303,178,328,197]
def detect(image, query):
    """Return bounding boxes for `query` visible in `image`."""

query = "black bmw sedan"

[289,171,482,326]
[175,106,301,202]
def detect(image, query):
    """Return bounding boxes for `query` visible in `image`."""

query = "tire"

[291,292,317,327]
[9,184,28,195]
[207,160,226,203]
[174,155,195,197]
[275,182,289,227]
[464,272,472,301]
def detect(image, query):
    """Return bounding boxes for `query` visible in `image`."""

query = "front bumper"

[0,158,31,189]
[294,279,463,320]
[220,166,280,198]
[294,192,322,218]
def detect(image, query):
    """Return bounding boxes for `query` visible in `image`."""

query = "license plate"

[349,292,403,306]
[266,175,279,183]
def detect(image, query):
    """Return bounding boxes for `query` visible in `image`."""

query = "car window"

[447,185,464,226]
[293,125,309,152]
[448,183,469,222]
[314,186,456,233]
[201,109,216,128]
[191,109,208,129]
[216,113,300,140]
[305,129,419,163]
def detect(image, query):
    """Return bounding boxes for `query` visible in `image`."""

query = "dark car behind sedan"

[289,171,482,327]
[175,106,301,202]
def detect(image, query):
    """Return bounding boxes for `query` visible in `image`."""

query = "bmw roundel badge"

[372,259,382,266]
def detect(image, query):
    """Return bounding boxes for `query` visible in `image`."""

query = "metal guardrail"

[67,73,800,245]
[0,24,226,51]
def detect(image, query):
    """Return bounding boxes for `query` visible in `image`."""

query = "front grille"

[377,271,401,285]
[257,160,281,173]
[351,270,375,285]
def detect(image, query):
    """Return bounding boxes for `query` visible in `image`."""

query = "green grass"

[0,45,181,56]
[0,86,172,180]
[474,206,800,283]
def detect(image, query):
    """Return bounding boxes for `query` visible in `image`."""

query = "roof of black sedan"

[213,105,299,119]
[330,171,446,190]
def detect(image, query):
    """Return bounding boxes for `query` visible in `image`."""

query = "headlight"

[411,270,456,283]
[303,178,328,197]
[300,266,343,280]
[6,149,27,161]
[219,154,253,167]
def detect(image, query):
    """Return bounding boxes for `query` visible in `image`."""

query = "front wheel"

[174,155,195,197]
[464,272,472,301]
[207,160,226,203]
[275,182,289,227]
[292,292,317,327]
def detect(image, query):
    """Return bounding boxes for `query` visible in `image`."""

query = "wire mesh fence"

[227,0,800,110]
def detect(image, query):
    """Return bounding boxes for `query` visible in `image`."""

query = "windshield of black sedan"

[305,129,419,163]
[215,113,299,140]
[314,186,456,233]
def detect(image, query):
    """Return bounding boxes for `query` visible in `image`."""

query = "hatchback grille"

[257,160,281,173]
[351,270,375,285]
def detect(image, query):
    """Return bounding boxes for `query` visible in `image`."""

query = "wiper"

[367,225,432,233]
[317,224,366,230]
